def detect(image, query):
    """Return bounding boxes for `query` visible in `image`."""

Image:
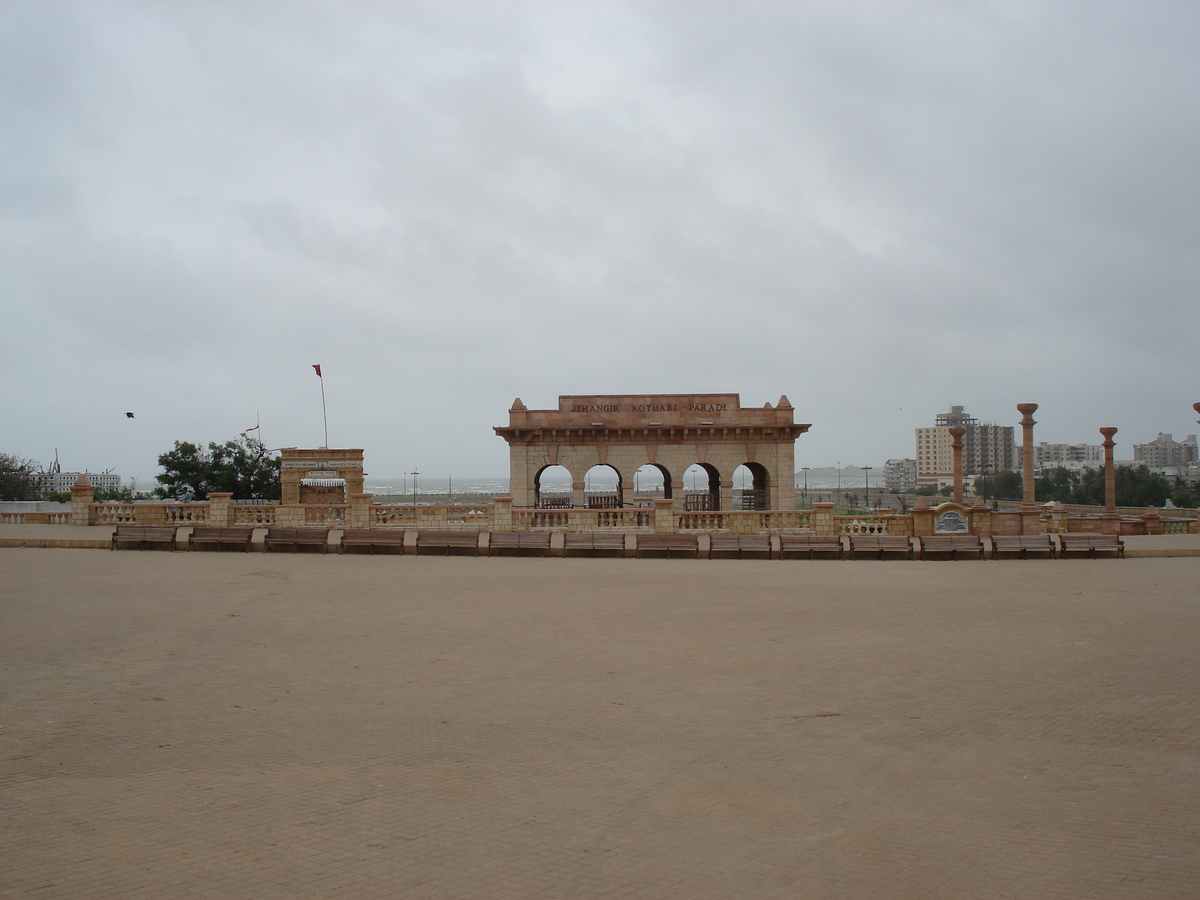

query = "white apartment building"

[883,458,917,493]
[1134,434,1198,469]
[1034,442,1103,472]
[37,471,122,493]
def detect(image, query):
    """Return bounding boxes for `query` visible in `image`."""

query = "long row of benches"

[112,526,1125,558]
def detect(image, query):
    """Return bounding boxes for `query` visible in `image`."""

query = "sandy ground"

[2,548,1198,899]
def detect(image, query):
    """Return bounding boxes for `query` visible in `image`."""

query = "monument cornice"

[494,424,810,445]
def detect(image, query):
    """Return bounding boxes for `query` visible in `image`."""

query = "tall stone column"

[949,426,966,505]
[1099,427,1119,534]
[1017,403,1038,509]
[571,481,586,510]
[719,479,734,513]
[669,481,684,510]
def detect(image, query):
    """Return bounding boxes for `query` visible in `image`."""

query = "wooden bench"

[416,530,480,556]
[112,525,178,551]
[919,534,984,560]
[188,526,254,552]
[848,534,913,560]
[708,534,771,559]
[487,532,552,557]
[636,533,700,559]
[778,534,843,560]
[1059,533,1125,559]
[340,529,406,555]
[991,534,1056,560]
[265,527,330,553]
[562,532,627,557]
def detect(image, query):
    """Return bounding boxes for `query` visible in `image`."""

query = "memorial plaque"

[935,511,969,534]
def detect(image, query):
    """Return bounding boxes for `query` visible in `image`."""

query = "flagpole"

[314,364,328,447]
[320,378,328,448]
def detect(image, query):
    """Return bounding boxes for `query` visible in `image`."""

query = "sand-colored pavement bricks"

[2,549,1199,899]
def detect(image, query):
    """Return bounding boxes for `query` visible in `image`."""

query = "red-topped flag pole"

[313,364,328,447]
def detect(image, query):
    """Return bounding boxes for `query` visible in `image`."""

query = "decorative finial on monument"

[510,398,526,411]
[73,473,92,488]
[777,395,792,408]
[764,401,773,409]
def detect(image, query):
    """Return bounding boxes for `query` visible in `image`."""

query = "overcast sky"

[3,1,1198,486]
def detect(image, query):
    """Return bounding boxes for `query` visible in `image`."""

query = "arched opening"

[734,463,769,510]
[632,464,671,507]
[535,465,573,509]
[584,464,622,508]
[683,463,721,511]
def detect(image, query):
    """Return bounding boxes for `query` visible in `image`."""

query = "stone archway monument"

[495,394,810,511]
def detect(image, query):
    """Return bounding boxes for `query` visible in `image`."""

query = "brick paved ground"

[2,549,1198,899]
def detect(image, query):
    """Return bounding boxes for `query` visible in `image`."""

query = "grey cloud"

[2,1,1198,480]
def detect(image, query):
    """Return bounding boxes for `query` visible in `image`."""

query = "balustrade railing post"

[348,493,372,529]
[493,497,513,530]
[810,502,835,535]
[70,474,94,526]
[654,498,675,533]
[208,492,232,528]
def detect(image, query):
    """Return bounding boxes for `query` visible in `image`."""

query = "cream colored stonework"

[494,394,809,510]
[279,448,364,505]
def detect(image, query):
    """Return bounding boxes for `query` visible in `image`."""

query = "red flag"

[313,364,322,377]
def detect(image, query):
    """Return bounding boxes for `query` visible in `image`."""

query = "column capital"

[1017,402,1038,425]
[1099,426,1118,447]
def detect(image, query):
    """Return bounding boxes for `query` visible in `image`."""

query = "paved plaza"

[2,549,1198,899]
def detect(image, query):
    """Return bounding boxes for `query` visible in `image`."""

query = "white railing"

[306,505,346,524]
[0,511,72,525]
[232,505,277,525]
[512,509,570,530]
[677,511,727,531]
[837,516,889,535]
[594,508,654,529]
[164,504,208,524]
[92,504,142,525]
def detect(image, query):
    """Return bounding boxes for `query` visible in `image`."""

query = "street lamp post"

[862,466,872,511]
[837,462,841,509]
[801,467,809,504]
[411,469,419,505]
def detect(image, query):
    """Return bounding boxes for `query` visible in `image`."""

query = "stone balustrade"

[15,487,1192,536]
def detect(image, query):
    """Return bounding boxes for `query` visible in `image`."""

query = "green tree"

[975,470,1022,501]
[1117,465,1171,507]
[1035,467,1080,503]
[1070,465,1173,508]
[0,453,41,501]
[155,436,280,501]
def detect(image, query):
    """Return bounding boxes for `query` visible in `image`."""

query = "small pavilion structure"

[279,448,365,506]
[495,394,809,511]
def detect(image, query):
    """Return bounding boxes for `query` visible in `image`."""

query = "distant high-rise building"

[37,471,122,493]
[915,406,1015,486]
[1133,433,1198,469]
[883,458,917,493]
[1034,442,1103,472]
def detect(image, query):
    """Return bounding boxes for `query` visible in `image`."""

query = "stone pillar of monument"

[949,426,966,506]
[1017,403,1038,509]
[572,480,586,510]
[620,481,634,509]
[1099,426,1119,535]
[719,480,734,514]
